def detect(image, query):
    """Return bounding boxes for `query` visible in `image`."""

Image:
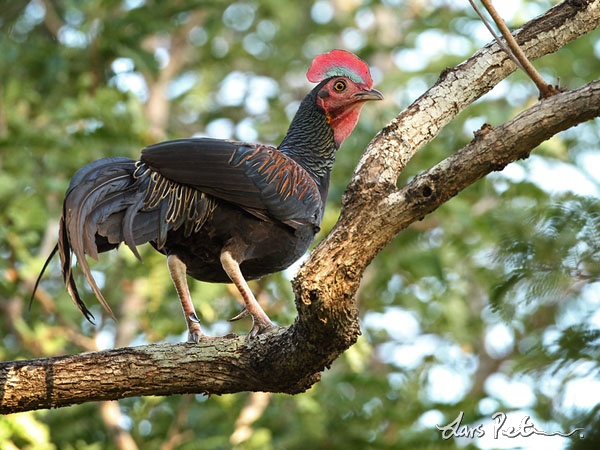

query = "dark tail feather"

[58,157,164,323]
[29,243,59,314]
[29,228,97,323]
[41,156,202,323]
[59,204,98,323]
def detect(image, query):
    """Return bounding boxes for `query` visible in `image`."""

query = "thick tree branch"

[372,79,600,244]
[353,0,599,189]
[1,0,599,414]
[299,0,600,311]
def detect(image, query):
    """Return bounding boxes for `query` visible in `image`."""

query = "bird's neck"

[278,88,339,180]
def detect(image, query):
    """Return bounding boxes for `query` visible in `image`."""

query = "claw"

[188,329,204,344]
[228,308,276,340]
[228,308,249,322]
[187,317,204,343]
[246,317,276,341]
[185,313,207,343]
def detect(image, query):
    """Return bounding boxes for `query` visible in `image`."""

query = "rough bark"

[1,0,599,414]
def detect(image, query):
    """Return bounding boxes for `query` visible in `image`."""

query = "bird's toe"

[186,314,206,343]
[246,320,277,341]
[188,330,204,343]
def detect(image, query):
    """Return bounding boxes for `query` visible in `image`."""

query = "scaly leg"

[167,254,205,343]
[220,249,275,339]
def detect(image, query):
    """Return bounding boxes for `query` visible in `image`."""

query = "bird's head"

[308,49,383,146]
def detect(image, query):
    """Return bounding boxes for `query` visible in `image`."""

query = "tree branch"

[477,0,559,97]
[299,0,600,304]
[352,0,599,190]
[1,0,599,414]
[2,78,598,414]
[378,79,600,239]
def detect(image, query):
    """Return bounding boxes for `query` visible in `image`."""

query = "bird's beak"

[354,88,384,102]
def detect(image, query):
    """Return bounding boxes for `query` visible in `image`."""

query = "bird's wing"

[140,138,323,228]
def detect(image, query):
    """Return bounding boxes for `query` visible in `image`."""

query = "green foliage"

[1,0,599,449]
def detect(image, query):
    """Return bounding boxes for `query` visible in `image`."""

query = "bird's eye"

[333,80,347,92]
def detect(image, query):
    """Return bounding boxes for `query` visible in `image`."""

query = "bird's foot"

[227,309,275,340]
[186,313,208,343]
[186,313,238,342]
[228,308,275,340]
[187,330,204,344]
[246,316,277,341]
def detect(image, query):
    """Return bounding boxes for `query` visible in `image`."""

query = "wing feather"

[140,138,323,228]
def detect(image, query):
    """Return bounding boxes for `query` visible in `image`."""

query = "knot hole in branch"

[422,184,434,198]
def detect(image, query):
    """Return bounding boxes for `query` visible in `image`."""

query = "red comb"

[306,49,373,88]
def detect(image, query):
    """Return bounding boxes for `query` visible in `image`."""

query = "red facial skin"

[315,76,383,146]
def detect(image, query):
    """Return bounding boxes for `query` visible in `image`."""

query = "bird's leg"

[220,249,275,339]
[167,254,206,343]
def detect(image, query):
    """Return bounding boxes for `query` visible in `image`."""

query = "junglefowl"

[34,49,383,341]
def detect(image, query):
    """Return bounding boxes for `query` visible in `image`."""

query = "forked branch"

[470,0,559,97]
